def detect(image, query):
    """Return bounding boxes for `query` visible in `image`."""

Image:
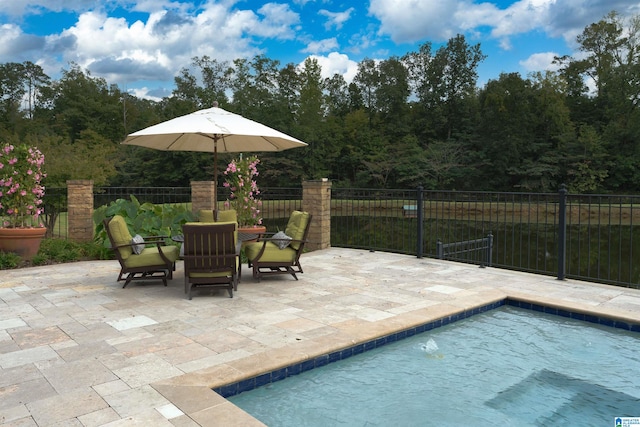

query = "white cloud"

[0,23,44,58]
[19,2,302,92]
[302,37,339,54]
[306,51,359,82]
[368,0,459,42]
[253,3,300,39]
[519,51,560,72]
[318,8,354,30]
[368,0,635,51]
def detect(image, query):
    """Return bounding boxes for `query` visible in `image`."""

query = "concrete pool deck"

[1,247,640,426]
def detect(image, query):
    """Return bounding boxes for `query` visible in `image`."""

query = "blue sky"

[1,0,638,101]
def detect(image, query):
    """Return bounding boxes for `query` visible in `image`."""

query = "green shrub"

[0,251,21,269]
[31,253,49,266]
[0,238,110,270]
[92,195,196,248]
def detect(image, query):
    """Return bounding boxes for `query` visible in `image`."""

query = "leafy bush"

[35,238,108,264]
[0,251,21,269]
[0,238,107,269]
[93,195,196,248]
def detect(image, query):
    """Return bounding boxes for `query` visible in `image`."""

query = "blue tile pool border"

[213,298,640,398]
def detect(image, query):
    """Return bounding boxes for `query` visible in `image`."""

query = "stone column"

[302,178,332,251]
[191,181,217,215]
[67,180,94,242]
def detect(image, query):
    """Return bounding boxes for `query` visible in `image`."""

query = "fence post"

[557,185,567,280]
[417,186,424,258]
[67,180,94,242]
[302,178,332,251]
[191,181,217,215]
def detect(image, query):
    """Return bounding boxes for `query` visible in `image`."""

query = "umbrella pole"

[213,136,218,221]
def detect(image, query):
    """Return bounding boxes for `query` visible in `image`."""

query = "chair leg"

[123,273,134,288]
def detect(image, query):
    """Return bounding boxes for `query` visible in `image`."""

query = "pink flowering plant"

[223,154,262,227]
[0,143,46,228]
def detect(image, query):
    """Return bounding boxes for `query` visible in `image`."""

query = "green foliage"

[0,10,639,193]
[38,238,107,263]
[92,195,196,248]
[0,238,108,269]
[0,251,21,269]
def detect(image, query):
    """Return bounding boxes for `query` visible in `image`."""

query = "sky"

[1,0,639,101]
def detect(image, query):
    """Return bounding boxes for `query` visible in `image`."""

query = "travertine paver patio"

[1,247,640,426]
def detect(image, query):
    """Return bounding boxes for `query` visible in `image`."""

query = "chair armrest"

[143,235,169,242]
[260,236,308,244]
[256,232,277,241]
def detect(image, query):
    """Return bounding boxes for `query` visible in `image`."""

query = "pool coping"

[150,289,640,426]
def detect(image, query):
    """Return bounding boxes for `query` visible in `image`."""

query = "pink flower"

[0,142,46,227]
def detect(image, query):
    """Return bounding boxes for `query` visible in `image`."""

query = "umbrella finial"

[213,101,219,108]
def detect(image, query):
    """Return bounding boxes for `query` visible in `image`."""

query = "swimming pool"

[228,306,640,426]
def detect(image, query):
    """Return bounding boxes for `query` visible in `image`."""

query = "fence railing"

[43,185,640,289]
[93,187,192,209]
[331,187,640,289]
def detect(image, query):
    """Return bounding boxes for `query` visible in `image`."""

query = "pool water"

[229,307,640,426]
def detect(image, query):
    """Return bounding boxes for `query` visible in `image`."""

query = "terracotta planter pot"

[0,227,47,260]
[237,226,267,243]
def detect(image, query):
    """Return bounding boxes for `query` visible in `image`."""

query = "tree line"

[0,11,638,193]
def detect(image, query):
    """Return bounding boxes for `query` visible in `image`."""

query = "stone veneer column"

[302,178,332,251]
[191,181,217,215]
[67,180,94,242]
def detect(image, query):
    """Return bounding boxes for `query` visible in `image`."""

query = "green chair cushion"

[123,245,179,268]
[198,209,237,223]
[108,215,134,260]
[198,210,215,222]
[245,241,297,262]
[284,211,310,250]
[217,210,237,223]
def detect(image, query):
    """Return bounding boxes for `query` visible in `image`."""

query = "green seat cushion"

[123,245,179,268]
[188,257,238,278]
[284,211,310,250]
[245,241,297,262]
[108,215,134,259]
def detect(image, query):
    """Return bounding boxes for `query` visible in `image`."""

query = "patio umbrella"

[122,104,307,184]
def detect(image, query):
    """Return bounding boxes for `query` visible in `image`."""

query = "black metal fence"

[331,187,640,289]
[93,187,192,208]
[43,185,640,289]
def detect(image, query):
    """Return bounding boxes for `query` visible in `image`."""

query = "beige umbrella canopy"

[122,104,307,183]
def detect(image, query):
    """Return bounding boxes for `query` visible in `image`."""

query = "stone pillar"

[302,178,332,251]
[191,181,217,214]
[67,180,94,243]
